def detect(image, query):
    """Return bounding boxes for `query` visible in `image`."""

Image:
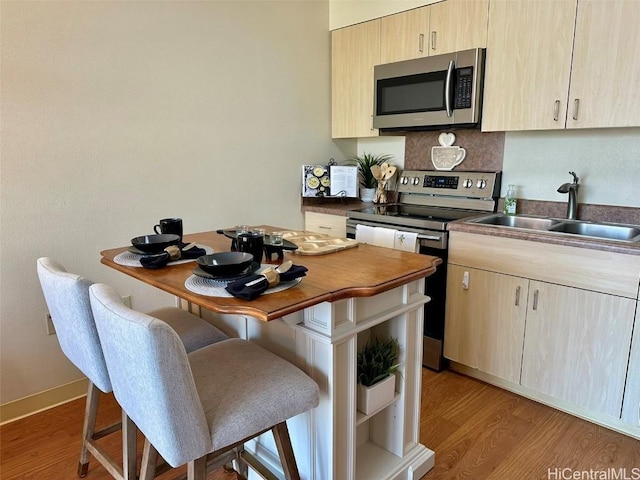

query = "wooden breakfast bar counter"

[100,229,442,480]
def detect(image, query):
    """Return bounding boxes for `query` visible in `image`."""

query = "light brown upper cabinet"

[568,0,640,128]
[483,0,640,131]
[482,0,576,131]
[380,1,488,65]
[331,20,380,139]
[380,7,430,64]
[429,0,489,56]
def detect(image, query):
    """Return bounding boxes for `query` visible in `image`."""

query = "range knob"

[463,178,473,188]
[412,177,420,186]
[476,179,487,189]
[400,176,409,185]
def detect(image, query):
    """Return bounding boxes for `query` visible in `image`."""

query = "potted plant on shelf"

[351,153,393,203]
[356,336,400,415]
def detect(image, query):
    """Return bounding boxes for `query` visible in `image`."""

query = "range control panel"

[398,170,501,199]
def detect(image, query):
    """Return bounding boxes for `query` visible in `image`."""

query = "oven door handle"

[418,234,443,241]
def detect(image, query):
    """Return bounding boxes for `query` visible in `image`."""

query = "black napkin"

[139,243,206,269]
[225,265,308,300]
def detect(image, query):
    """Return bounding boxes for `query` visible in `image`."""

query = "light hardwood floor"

[2,369,638,479]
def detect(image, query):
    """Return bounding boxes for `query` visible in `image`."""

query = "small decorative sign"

[431,132,466,171]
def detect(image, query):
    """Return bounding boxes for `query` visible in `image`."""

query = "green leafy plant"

[357,336,400,387]
[350,153,393,189]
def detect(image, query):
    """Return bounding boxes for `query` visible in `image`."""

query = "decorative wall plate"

[431,132,466,170]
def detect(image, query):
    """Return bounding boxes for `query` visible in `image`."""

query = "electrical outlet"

[122,295,132,308]
[45,313,56,335]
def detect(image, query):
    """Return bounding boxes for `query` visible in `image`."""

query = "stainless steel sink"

[470,214,562,230]
[467,214,640,243]
[548,221,640,242]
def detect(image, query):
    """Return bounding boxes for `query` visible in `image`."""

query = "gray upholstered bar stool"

[36,257,228,479]
[89,283,320,480]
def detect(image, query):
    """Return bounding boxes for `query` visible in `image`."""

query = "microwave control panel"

[454,67,474,109]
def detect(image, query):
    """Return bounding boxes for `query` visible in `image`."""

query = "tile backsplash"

[404,130,505,172]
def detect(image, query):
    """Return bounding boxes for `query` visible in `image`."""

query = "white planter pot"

[357,375,396,415]
[359,187,375,203]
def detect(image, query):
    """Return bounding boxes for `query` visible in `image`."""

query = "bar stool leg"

[272,422,300,480]
[122,412,137,480]
[139,440,159,480]
[187,457,207,480]
[78,382,100,477]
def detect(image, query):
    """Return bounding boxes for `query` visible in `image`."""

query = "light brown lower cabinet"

[621,302,640,428]
[520,281,635,418]
[304,211,347,239]
[445,231,640,436]
[444,266,527,383]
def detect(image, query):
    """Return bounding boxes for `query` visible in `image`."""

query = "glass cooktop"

[347,203,484,231]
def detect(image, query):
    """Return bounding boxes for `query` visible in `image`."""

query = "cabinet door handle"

[431,31,436,50]
[419,33,424,53]
[532,289,539,310]
[514,286,521,306]
[318,225,332,230]
[553,100,560,121]
[370,114,374,131]
[572,98,580,120]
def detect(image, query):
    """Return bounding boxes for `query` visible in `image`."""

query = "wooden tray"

[281,231,358,256]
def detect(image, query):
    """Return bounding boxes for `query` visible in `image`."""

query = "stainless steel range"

[346,170,501,371]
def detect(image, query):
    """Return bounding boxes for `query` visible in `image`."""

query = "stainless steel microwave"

[373,48,485,131]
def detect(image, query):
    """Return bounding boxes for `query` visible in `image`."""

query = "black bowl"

[196,252,254,276]
[131,234,181,254]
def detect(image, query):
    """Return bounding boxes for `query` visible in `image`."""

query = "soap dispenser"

[503,184,517,215]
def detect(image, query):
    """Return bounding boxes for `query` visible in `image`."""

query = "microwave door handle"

[445,60,454,117]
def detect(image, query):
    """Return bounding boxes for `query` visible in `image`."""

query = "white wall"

[0,0,346,405]
[330,0,436,30]
[357,137,406,169]
[503,129,640,207]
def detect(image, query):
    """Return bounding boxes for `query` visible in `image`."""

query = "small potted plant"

[356,336,400,414]
[351,153,393,202]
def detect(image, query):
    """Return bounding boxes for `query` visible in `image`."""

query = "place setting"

[113,218,214,268]
[185,226,308,299]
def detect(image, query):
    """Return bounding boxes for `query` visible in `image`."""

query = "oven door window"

[376,70,447,116]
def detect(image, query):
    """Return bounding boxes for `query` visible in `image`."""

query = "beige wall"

[0,0,346,407]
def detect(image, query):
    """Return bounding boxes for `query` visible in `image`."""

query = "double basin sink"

[468,214,640,243]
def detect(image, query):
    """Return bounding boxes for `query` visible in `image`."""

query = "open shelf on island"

[356,392,401,426]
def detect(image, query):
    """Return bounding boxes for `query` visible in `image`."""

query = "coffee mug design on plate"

[154,218,183,240]
[431,132,466,171]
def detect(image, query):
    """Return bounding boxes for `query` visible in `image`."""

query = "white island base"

[187,279,435,480]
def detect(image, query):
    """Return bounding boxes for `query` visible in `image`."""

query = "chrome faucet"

[557,171,580,220]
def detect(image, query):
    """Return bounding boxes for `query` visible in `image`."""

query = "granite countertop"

[300,196,640,256]
[448,216,640,256]
[301,198,371,216]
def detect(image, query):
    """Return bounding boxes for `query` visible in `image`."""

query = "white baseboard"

[0,378,88,425]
